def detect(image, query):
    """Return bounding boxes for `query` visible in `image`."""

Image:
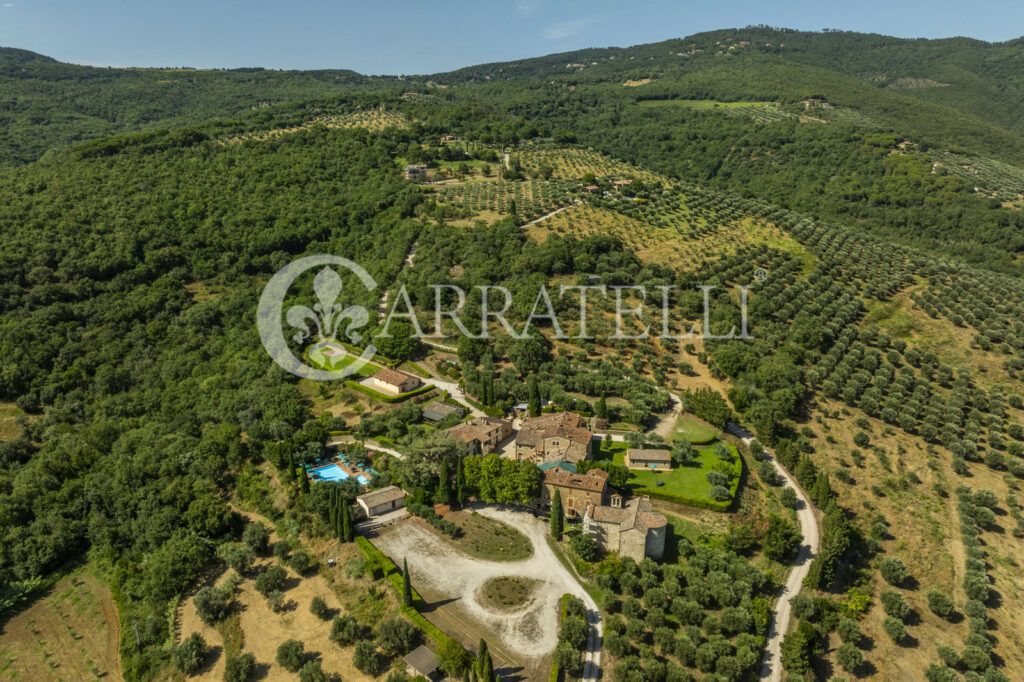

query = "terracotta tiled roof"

[516,412,593,446]
[544,467,608,493]
[372,367,419,387]
[585,496,666,533]
[449,416,510,444]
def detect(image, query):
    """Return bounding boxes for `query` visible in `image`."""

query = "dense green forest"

[2,26,1024,681]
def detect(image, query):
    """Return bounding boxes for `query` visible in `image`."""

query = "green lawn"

[596,439,741,510]
[671,414,718,445]
[306,344,381,377]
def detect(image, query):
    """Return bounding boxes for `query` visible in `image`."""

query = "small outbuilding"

[422,401,465,422]
[356,486,407,518]
[371,368,422,394]
[624,448,673,471]
[403,645,441,679]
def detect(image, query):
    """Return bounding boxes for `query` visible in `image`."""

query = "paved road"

[727,423,821,682]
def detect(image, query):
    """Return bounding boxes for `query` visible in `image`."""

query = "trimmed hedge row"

[548,593,572,682]
[355,537,464,653]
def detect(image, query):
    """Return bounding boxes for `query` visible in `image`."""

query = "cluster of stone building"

[441,410,667,561]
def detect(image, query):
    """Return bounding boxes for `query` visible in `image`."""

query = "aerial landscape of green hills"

[2,25,1024,682]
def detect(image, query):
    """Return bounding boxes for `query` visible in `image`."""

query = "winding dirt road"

[727,423,820,682]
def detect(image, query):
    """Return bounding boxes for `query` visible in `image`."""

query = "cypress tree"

[550,489,564,540]
[476,639,493,681]
[285,452,296,481]
[436,458,452,506]
[455,456,467,509]
[300,468,310,494]
[402,558,413,606]
[342,502,354,542]
[596,392,608,420]
[528,374,541,417]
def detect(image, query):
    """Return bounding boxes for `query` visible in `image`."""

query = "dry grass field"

[0,571,121,681]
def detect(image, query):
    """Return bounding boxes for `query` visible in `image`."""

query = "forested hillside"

[2,26,1024,682]
[0,46,373,166]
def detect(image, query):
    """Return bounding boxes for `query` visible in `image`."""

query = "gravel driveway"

[374,505,602,678]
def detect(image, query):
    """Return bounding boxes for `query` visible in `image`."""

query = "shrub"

[553,641,583,676]
[298,660,328,682]
[880,590,909,621]
[310,596,330,620]
[273,540,291,561]
[924,664,959,682]
[758,460,781,485]
[927,591,955,619]
[836,618,861,644]
[569,533,599,562]
[266,589,286,613]
[780,487,798,509]
[960,645,991,671]
[174,632,207,675]
[276,639,305,672]
[882,616,906,644]
[344,557,365,579]
[835,641,862,673]
[377,618,421,655]
[255,565,288,596]
[218,542,254,575]
[242,522,270,554]
[223,653,256,682]
[330,614,366,646]
[763,514,801,561]
[936,645,959,667]
[289,550,315,574]
[353,640,384,676]
[194,585,233,625]
[709,485,730,501]
[879,557,908,586]
[561,615,589,650]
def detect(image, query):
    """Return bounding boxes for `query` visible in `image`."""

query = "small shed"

[356,486,407,517]
[422,401,465,422]
[403,645,440,679]
[624,448,673,471]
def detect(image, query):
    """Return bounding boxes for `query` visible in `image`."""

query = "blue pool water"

[309,463,370,485]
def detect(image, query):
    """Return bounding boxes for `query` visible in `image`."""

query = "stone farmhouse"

[448,416,514,455]
[539,466,609,518]
[515,412,594,465]
[583,495,667,561]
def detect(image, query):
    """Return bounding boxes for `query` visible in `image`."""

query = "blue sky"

[2,0,1022,74]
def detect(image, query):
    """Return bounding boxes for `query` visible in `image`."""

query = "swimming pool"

[309,463,369,485]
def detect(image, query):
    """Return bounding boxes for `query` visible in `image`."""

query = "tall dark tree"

[436,458,452,506]
[527,374,541,417]
[596,392,608,420]
[402,558,413,607]
[455,456,468,509]
[342,503,354,543]
[550,490,564,540]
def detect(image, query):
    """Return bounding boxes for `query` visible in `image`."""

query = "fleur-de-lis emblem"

[286,267,369,345]
[257,254,377,381]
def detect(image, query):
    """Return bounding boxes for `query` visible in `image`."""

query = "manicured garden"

[596,436,742,511]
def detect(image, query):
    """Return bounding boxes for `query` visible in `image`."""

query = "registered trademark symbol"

[754,268,768,283]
